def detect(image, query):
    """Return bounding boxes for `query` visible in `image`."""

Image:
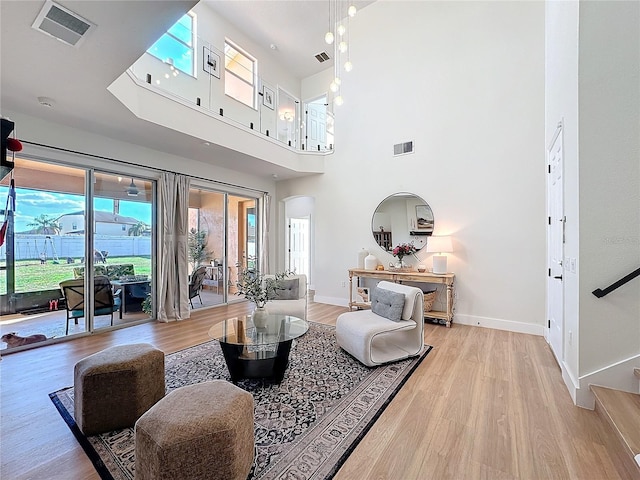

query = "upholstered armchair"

[264,274,308,320]
[336,281,424,367]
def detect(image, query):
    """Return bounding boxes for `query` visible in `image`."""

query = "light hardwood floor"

[0,301,636,480]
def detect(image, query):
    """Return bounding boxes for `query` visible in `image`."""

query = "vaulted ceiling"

[1,1,373,179]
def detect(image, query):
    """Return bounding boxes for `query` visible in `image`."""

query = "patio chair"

[59,276,122,334]
[189,266,208,308]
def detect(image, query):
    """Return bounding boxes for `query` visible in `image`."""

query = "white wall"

[577,1,640,377]
[545,0,580,395]
[279,0,546,334]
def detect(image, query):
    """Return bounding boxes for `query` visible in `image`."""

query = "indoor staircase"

[591,368,640,475]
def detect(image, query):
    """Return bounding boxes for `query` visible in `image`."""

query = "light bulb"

[164,73,170,79]
[334,77,341,85]
[348,5,357,17]
[337,24,346,36]
[325,31,334,44]
[344,61,353,72]
[334,95,344,106]
[338,41,348,53]
[330,81,338,92]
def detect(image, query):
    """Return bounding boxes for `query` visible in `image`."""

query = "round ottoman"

[74,343,165,435]
[135,380,255,480]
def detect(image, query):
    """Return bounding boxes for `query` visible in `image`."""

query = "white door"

[547,125,564,364]
[288,217,310,278]
[305,100,326,152]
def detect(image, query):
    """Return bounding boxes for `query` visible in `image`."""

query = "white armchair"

[264,274,308,320]
[336,281,424,367]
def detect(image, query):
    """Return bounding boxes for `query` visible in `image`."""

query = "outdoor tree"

[128,221,149,236]
[27,214,61,234]
[188,228,213,274]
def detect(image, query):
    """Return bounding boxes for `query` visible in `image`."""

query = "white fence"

[0,234,152,261]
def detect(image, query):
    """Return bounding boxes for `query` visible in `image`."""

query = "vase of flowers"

[235,268,292,312]
[392,242,417,267]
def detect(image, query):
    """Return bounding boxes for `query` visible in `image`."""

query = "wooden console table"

[348,268,455,327]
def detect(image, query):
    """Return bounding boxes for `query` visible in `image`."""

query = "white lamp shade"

[426,236,452,274]
[425,236,453,254]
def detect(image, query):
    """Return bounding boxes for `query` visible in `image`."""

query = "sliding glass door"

[187,185,258,309]
[188,187,226,308]
[228,195,257,303]
[92,172,154,331]
[0,157,156,350]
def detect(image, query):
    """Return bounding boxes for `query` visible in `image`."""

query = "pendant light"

[127,178,139,196]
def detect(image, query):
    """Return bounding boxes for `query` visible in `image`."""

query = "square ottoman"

[74,343,165,435]
[135,380,255,480]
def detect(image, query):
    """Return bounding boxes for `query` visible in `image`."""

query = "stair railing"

[592,266,640,298]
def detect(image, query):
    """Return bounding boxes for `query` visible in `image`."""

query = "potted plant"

[188,228,213,274]
[235,268,292,324]
[235,268,292,308]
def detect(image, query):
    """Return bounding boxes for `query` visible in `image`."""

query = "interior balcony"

[108,38,331,180]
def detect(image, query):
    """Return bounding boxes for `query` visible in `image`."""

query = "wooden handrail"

[592,267,640,298]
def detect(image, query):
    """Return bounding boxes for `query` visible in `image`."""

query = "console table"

[348,268,455,327]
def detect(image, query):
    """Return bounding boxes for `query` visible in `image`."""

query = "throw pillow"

[371,286,405,322]
[276,278,299,300]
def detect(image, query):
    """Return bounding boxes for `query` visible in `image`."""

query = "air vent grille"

[32,1,94,47]
[393,141,414,156]
[315,51,330,63]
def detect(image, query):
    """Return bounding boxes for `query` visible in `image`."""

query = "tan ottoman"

[74,343,165,435]
[135,380,255,480]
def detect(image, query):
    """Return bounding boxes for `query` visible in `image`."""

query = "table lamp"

[426,235,453,274]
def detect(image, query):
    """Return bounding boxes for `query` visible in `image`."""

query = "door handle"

[554,275,563,280]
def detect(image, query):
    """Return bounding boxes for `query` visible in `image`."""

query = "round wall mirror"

[371,192,434,253]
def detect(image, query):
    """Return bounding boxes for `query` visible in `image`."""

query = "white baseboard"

[575,353,640,408]
[314,295,349,307]
[453,313,545,336]
[313,300,545,337]
[562,362,580,406]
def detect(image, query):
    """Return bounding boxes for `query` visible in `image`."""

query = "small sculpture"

[356,287,369,302]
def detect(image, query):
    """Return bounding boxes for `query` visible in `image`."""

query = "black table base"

[219,339,293,383]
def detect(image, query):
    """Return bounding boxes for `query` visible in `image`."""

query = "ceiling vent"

[315,51,330,63]
[393,141,414,156]
[32,0,94,47]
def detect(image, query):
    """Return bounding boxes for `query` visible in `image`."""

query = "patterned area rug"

[50,322,431,480]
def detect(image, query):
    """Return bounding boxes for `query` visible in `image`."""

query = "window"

[224,40,256,108]
[147,13,195,76]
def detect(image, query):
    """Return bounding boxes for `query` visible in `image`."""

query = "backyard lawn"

[0,256,152,294]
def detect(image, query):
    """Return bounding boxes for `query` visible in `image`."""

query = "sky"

[0,186,152,233]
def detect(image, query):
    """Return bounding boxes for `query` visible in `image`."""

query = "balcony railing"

[128,31,334,155]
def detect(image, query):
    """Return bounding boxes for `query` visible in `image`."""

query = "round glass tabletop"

[208,313,308,347]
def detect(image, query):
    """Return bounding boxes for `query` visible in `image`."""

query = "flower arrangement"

[235,268,292,308]
[392,242,417,260]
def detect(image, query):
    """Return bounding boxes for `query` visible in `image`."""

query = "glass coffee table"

[208,313,309,383]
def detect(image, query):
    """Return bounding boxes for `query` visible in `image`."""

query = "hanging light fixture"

[325,0,334,44]
[127,178,139,196]
[325,0,357,107]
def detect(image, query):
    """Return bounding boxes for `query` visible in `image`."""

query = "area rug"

[50,321,432,480]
